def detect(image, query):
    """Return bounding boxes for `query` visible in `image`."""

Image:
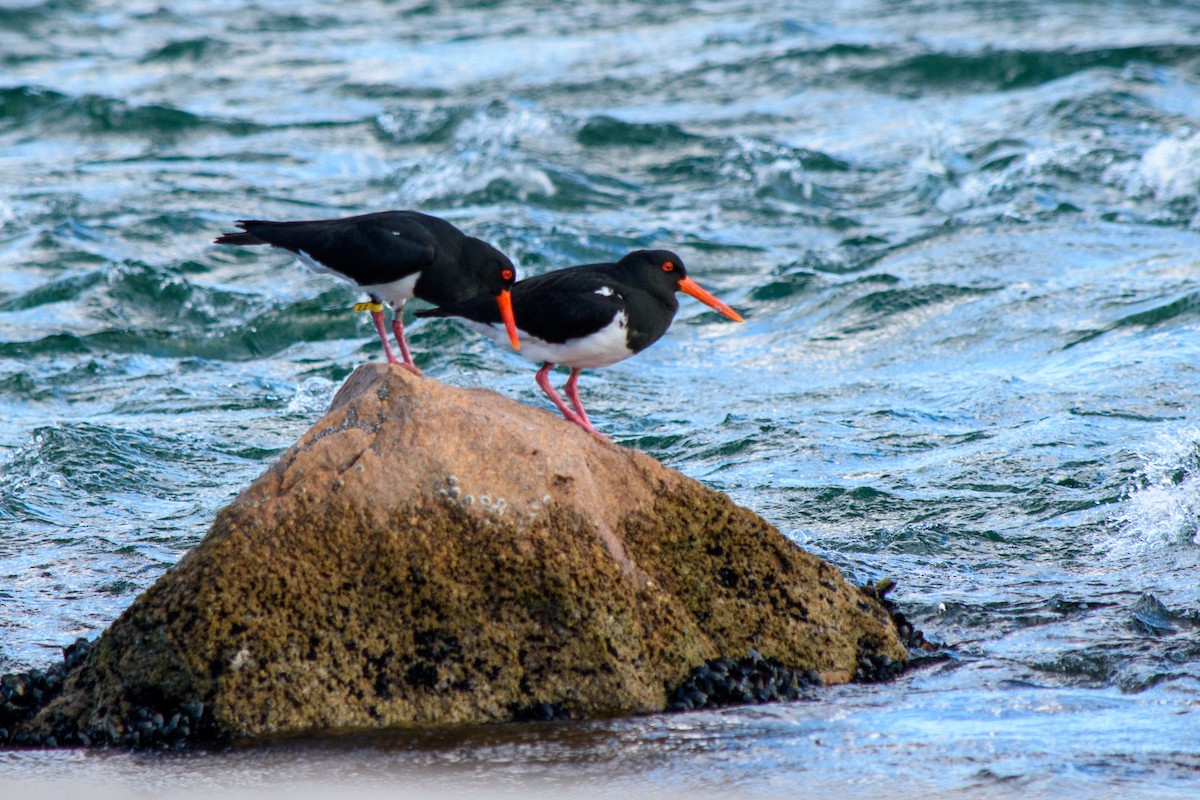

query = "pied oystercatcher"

[416,249,743,436]
[213,211,521,371]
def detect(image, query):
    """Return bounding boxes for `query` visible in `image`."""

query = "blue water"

[4,0,1200,796]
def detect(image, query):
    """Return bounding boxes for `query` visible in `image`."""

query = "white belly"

[363,273,420,307]
[296,249,419,307]
[463,312,633,369]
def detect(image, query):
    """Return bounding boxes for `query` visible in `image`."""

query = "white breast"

[462,311,634,369]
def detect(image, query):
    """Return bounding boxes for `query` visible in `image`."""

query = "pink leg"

[564,368,597,430]
[390,311,421,375]
[535,363,585,425]
[537,364,604,438]
[369,309,403,366]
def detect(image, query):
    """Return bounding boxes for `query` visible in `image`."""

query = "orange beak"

[497,289,521,349]
[678,277,744,323]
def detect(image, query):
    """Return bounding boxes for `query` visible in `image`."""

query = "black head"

[615,249,743,322]
[464,237,517,296]
[614,249,689,294]
[461,237,520,349]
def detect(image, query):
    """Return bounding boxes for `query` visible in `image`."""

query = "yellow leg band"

[354,301,384,313]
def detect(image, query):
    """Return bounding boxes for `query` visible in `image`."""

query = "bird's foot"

[565,415,609,441]
[384,353,422,375]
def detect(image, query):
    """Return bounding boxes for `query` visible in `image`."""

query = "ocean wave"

[0,5,45,34]
[576,116,697,147]
[388,158,560,207]
[138,36,230,65]
[837,283,998,335]
[374,106,461,146]
[0,85,259,139]
[851,43,1200,94]
[0,267,103,312]
[0,262,371,361]
[1066,291,1200,347]
[377,100,574,206]
[4,422,186,496]
[377,99,569,151]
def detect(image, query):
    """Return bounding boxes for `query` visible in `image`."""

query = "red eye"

[662,261,675,272]
[501,268,514,281]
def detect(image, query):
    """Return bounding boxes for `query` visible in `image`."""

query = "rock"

[30,364,907,745]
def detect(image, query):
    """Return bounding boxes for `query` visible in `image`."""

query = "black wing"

[220,212,439,286]
[418,264,627,344]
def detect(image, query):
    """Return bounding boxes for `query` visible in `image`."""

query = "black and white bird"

[213,210,520,371]
[416,249,743,436]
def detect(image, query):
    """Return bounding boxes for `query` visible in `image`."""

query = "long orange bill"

[678,277,744,323]
[497,289,521,349]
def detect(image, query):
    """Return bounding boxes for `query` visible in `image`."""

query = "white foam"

[394,158,556,205]
[1104,426,1200,556]
[386,103,561,206]
[284,377,338,417]
[1135,133,1200,203]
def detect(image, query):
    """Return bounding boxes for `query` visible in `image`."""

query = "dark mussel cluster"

[860,577,940,652]
[667,649,822,712]
[103,700,214,750]
[856,577,942,683]
[854,651,905,683]
[1,637,217,750]
[1,637,92,746]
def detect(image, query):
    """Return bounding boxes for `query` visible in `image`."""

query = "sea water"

[3,1,1200,796]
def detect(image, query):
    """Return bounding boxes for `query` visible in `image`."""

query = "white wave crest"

[386,102,562,205]
[1134,133,1200,203]
[284,376,338,417]
[391,158,556,206]
[1106,426,1200,555]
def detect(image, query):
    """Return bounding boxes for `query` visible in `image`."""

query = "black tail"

[213,220,276,246]
[213,231,268,246]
